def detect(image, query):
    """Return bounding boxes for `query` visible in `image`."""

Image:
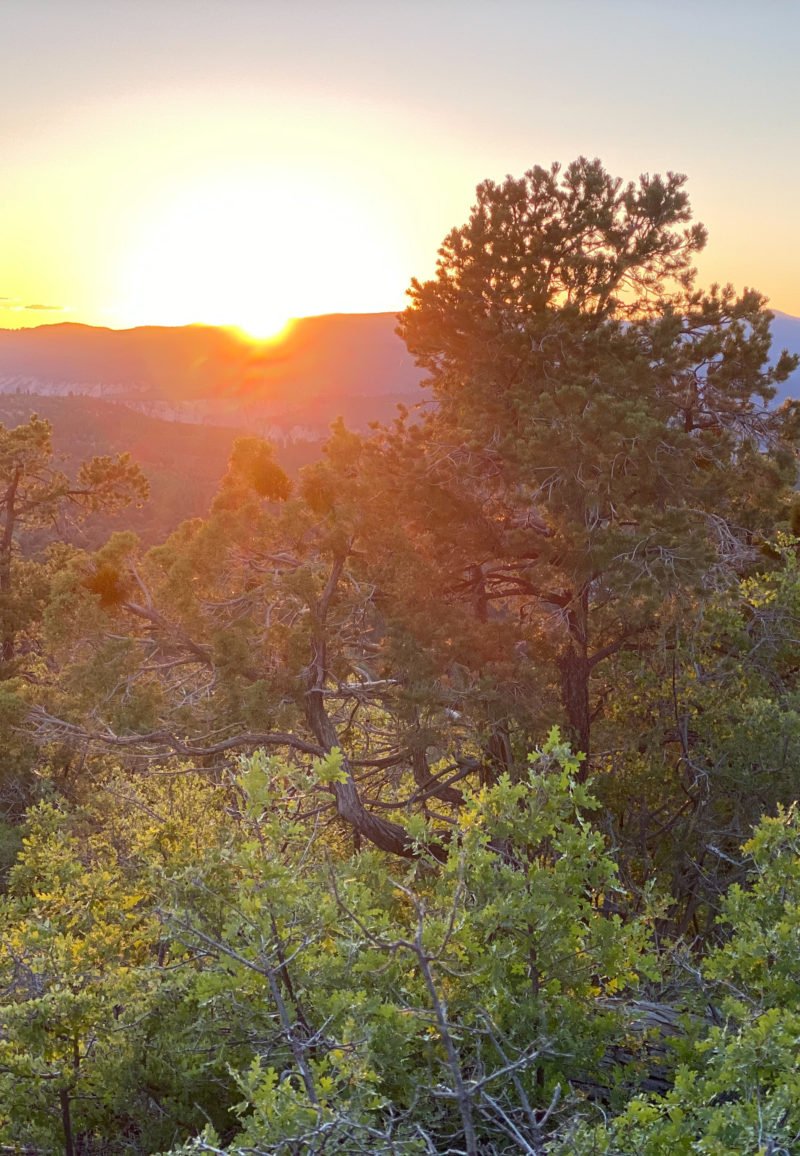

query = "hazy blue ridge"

[769,311,800,403]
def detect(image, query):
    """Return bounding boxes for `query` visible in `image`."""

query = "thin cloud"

[22,302,69,311]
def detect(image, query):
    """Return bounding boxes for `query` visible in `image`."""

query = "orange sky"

[2,0,800,335]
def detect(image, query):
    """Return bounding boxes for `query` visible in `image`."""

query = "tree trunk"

[558,584,592,770]
[411,742,463,805]
[59,1088,75,1156]
[483,714,512,786]
[0,466,21,665]
[304,554,426,858]
[305,674,419,858]
[558,644,591,769]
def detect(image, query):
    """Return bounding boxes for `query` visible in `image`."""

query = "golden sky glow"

[114,167,409,337]
[2,1,800,333]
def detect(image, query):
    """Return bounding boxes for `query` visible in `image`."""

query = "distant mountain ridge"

[765,311,800,403]
[0,309,798,439]
[0,312,424,423]
[1,309,797,549]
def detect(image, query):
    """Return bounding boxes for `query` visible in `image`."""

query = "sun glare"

[115,171,405,336]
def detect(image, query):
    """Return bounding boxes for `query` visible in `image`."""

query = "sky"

[2,0,799,335]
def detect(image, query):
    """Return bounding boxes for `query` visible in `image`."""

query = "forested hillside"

[3,158,800,1154]
[0,393,323,548]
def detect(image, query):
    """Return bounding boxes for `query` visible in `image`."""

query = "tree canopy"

[399,157,799,756]
[0,413,148,668]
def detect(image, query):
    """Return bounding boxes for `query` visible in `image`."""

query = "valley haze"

[2,311,798,428]
[1,309,798,548]
[0,312,424,440]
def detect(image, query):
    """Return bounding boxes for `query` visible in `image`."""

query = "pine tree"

[399,157,800,757]
[0,414,148,670]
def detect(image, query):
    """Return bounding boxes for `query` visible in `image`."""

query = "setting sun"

[113,169,407,338]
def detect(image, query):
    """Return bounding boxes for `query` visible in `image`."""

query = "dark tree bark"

[304,554,424,858]
[0,466,21,664]
[60,1088,75,1156]
[557,645,591,767]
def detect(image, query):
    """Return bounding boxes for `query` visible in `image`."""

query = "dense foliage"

[2,158,800,1152]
